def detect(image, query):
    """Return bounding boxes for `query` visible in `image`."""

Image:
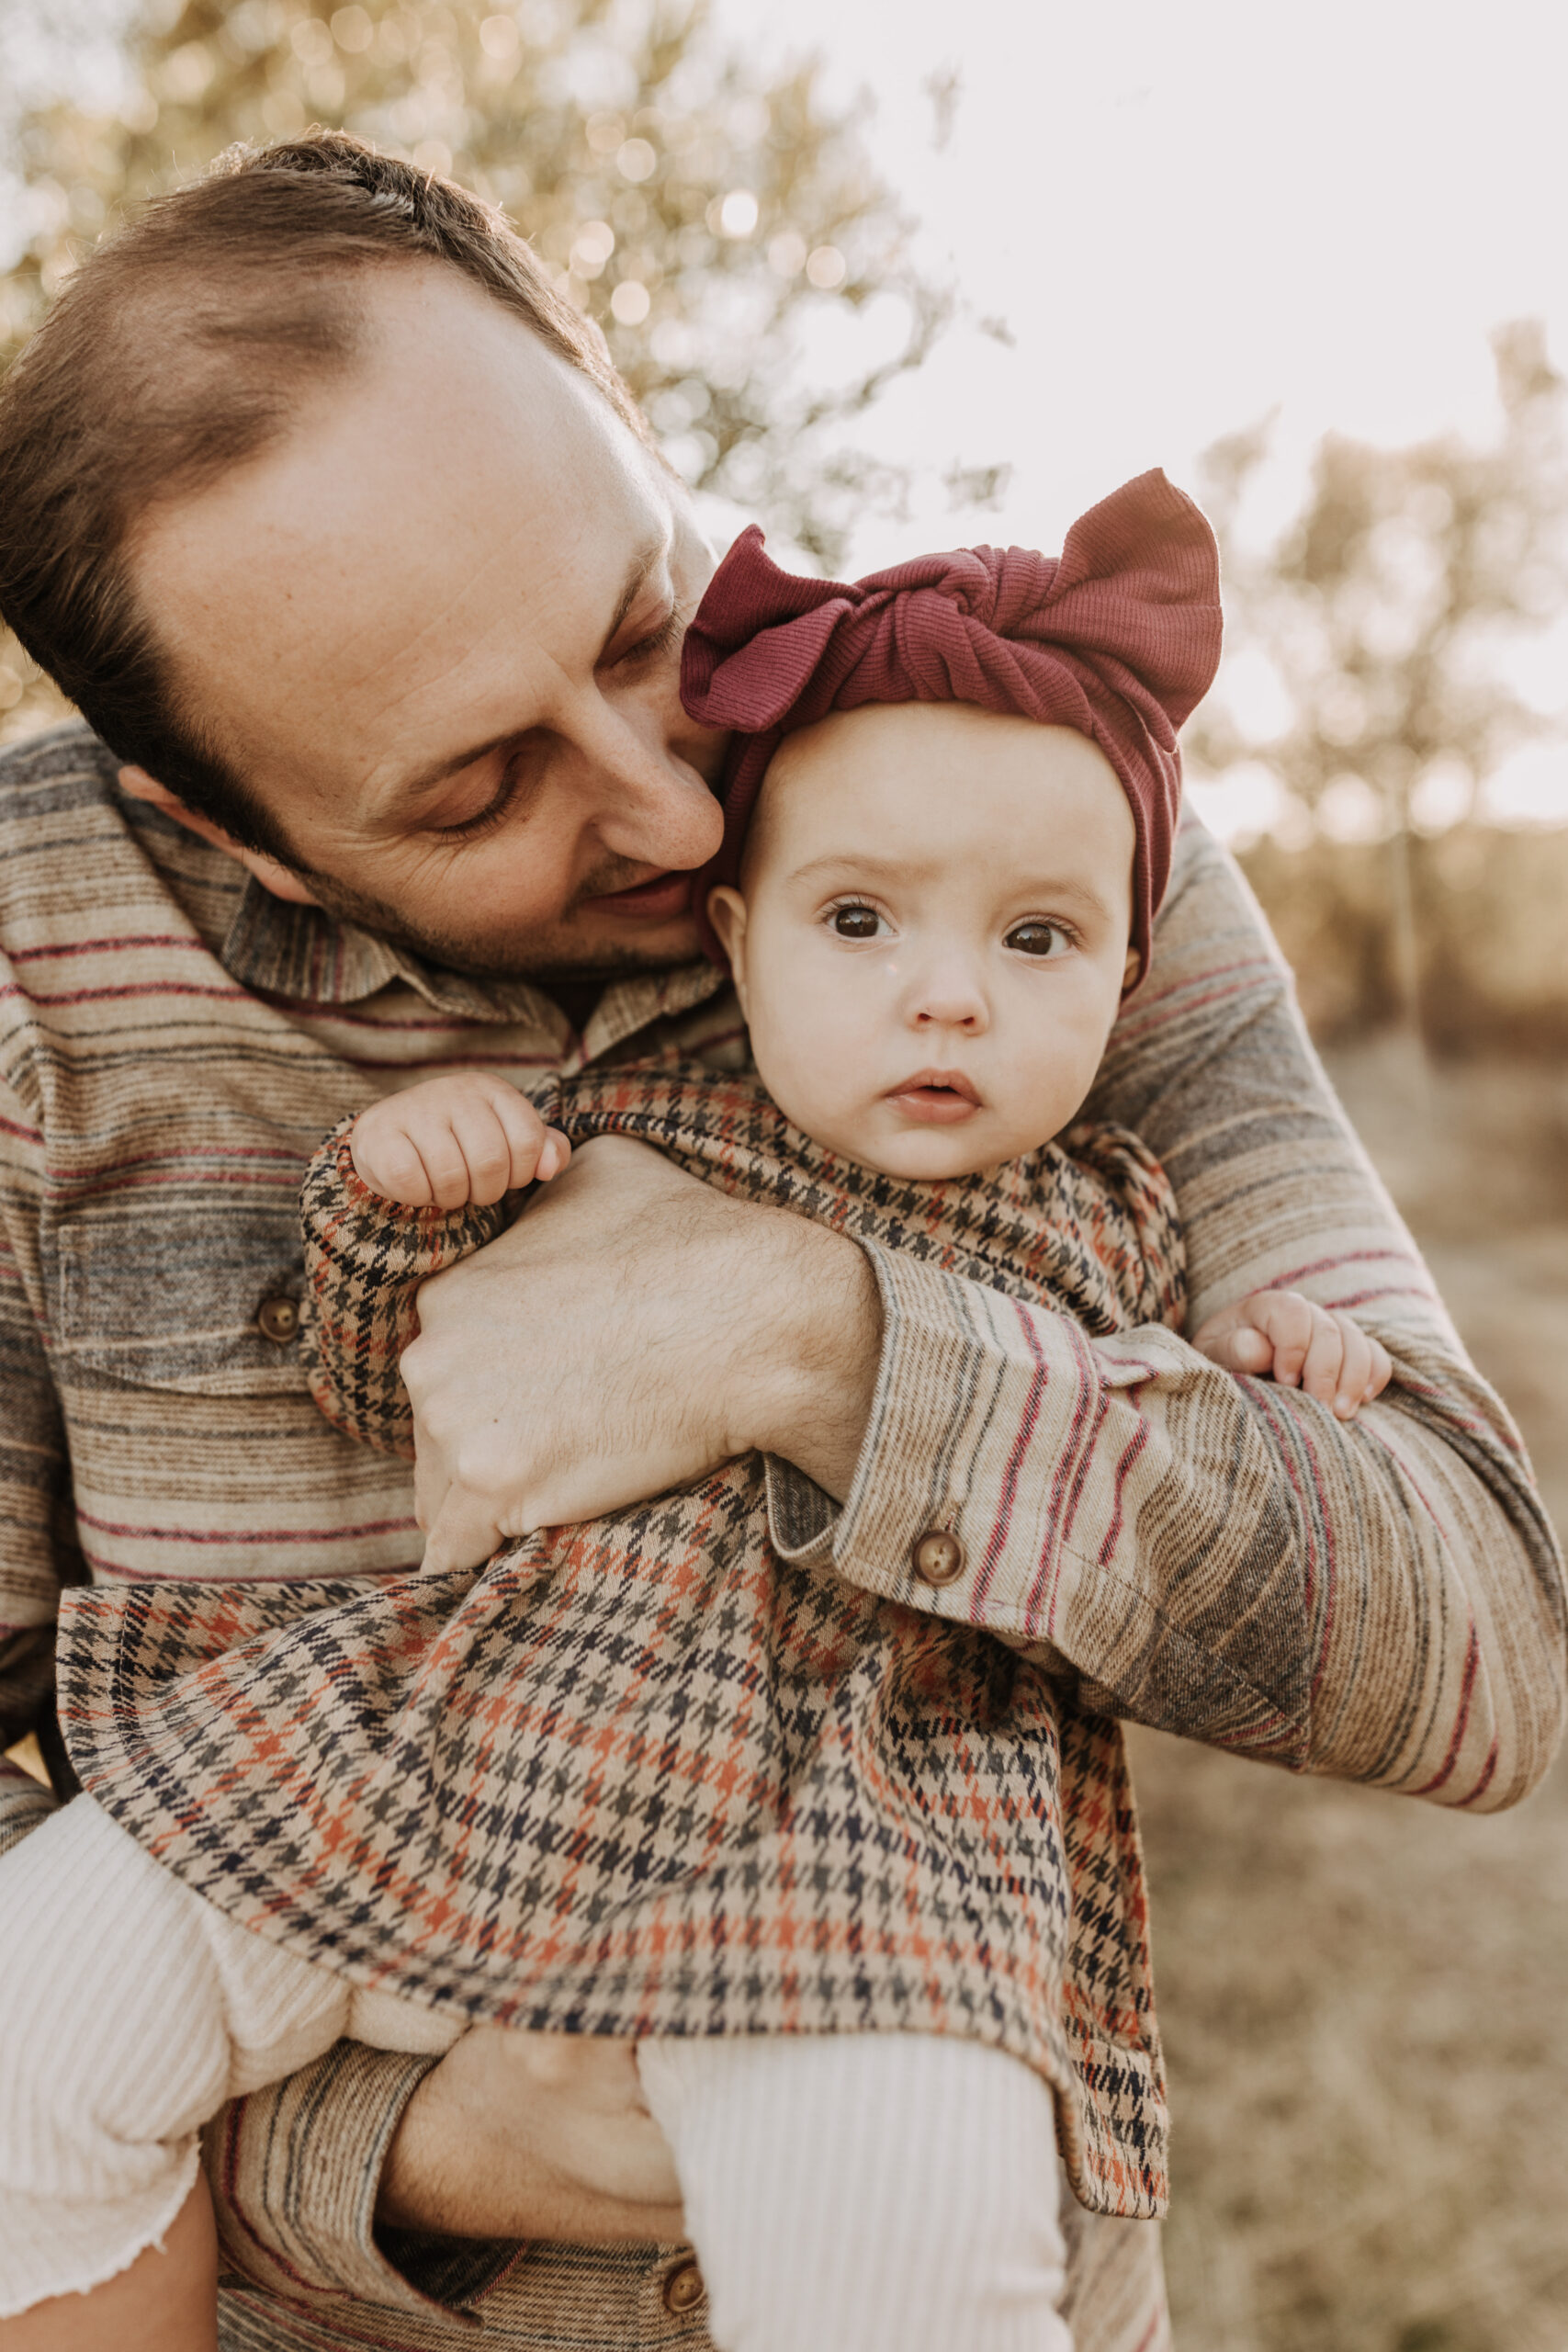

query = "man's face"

[130,266,728,977]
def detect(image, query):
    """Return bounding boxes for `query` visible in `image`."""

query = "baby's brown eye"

[831,905,882,939]
[1007,922,1066,958]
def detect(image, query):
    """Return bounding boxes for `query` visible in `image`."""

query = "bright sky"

[4,0,1564,826]
[714,0,1568,831]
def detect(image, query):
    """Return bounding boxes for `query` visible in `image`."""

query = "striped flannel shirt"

[1,720,1563,2352]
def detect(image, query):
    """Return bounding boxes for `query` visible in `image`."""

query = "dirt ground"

[1141,1035,1568,2352]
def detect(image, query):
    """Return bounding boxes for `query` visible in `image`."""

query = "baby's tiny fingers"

[447,1098,520,1206]
[1254,1293,1315,1387]
[353,1122,438,1205]
[1364,1335,1393,1403]
[418,1117,486,1211]
[1330,1317,1373,1418]
[536,1127,573,1182]
[491,1087,557,1189]
[1299,1310,1348,1408]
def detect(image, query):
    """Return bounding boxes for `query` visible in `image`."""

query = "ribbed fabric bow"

[679,469,1222,983]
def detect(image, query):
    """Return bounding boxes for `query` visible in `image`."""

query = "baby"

[2,477,1389,2352]
[351,694,1382,1407]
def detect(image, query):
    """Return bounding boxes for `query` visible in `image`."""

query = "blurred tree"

[1191,322,1568,837]
[1190,322,1568,1037]
[0,0,954,745]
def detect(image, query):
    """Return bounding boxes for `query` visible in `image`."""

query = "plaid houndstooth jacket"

[59,1063,1186,2219]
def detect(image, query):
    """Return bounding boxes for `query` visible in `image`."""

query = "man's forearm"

[792,1243,1564,1807]
[722,1203,883,1503]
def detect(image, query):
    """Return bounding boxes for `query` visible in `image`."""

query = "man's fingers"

[411,1423,448,1538]
[378,2025,685,2237]
[421,1496,505,1571]
[420,1486,510,1575]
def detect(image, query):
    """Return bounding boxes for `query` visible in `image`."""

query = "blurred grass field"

[1142,1035,1568,2352]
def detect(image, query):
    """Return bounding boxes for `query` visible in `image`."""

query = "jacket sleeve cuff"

[765,1236,1077,1619]
[766,1239,1178,1646]
[204,2041,520,2319]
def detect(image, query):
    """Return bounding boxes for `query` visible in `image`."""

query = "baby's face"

[707,702,1139,1182]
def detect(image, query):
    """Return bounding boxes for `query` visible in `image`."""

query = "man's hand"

[378,2029,685,2243]
[403,1135,881,1574]
[1192,1288,1393,1419]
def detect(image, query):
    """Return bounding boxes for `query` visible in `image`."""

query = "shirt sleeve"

[203,2041,520,2321]
[769,818,1568,1812]
[0,1075,80,1844]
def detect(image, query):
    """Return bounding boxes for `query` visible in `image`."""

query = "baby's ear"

[705,886,750,1001]
[1122,944,1143,992]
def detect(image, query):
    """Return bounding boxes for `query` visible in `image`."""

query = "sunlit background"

[2,4,1565,2344]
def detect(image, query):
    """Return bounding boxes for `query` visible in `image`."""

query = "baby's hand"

[1191,1289,1393,1421]
[351,1074,571,1209]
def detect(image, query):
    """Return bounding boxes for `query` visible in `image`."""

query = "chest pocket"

[52,1202,309,1396]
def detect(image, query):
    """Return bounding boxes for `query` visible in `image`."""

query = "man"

[0,135,1562,2352]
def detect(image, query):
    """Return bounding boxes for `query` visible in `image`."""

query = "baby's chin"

[823,1113,1044,1185]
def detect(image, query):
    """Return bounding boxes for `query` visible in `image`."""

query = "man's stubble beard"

[295,856,702,985]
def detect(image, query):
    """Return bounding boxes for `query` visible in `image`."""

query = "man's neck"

[544,978,606,1035]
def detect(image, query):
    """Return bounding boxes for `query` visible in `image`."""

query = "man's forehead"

[139,271,651,593]
[130,268,672,794]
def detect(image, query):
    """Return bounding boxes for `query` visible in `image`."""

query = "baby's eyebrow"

[786,852,914,884]
[786,849,1117,921]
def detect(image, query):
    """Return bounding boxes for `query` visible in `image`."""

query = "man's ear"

[117,765,322,907]
[705,885,750,1010]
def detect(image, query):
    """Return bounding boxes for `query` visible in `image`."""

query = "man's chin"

[294,870,707,983]
[515,914,709,984]
[381,910,705,984]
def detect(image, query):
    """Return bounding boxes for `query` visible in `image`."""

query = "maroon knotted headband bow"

[679,468,1222,984]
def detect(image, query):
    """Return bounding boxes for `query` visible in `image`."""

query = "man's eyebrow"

[372,532,671,819]
[594,529,671,666]
[378,727,524,820]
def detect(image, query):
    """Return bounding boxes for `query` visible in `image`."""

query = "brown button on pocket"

[256,1295,300,1345]
[661,2258,706,2315]
[911,1529,964,1587]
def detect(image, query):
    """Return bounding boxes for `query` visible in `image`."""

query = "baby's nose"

[908,958,989,1031]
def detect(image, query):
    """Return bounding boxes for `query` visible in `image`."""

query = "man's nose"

[573,702,725,871]
[902,948,991,1034]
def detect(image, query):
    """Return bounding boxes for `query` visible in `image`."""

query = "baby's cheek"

[1013,1031,1106,1147]
[761,1036,856,1140]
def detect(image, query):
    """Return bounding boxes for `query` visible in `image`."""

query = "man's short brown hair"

[0,132,649,864]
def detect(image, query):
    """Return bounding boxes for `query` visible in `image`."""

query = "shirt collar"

[220,870,727,1042]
